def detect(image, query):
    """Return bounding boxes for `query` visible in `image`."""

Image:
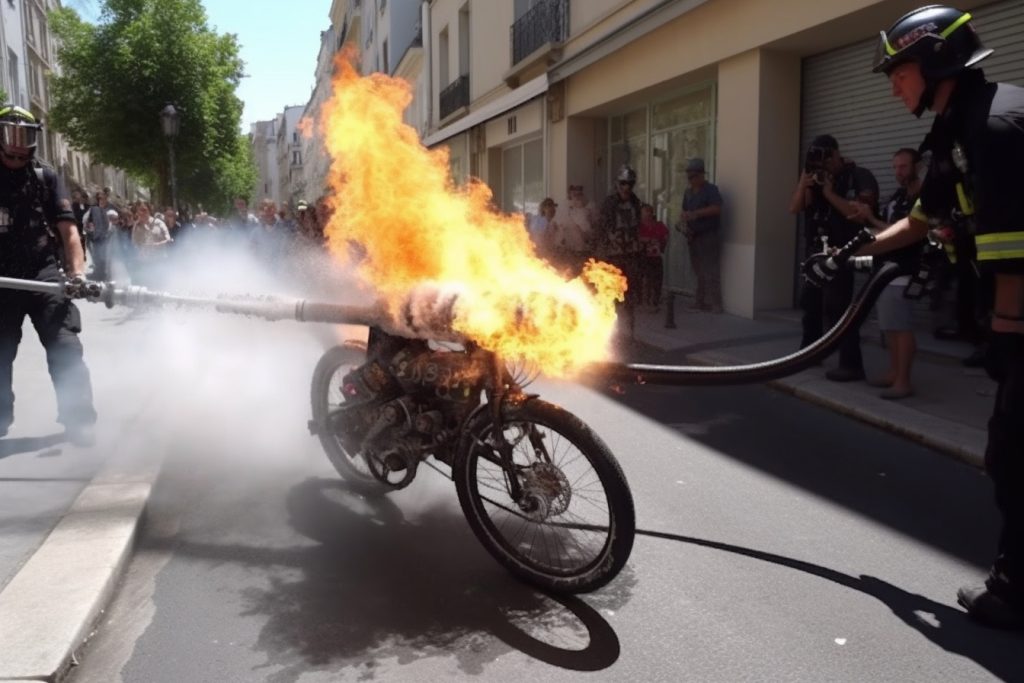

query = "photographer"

[789,134,879,382]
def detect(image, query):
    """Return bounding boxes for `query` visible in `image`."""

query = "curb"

[0,453,160,683]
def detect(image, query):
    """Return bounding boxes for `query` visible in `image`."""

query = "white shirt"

[132,217,171,247]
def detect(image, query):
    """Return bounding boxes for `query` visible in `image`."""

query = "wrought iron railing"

[510,0,568,66]
[439,74,470,120]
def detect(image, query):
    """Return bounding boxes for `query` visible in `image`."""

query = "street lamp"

[159,104,180,210]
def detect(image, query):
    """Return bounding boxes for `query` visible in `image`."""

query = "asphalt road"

[65,339,1023,682]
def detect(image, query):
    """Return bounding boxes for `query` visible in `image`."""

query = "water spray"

[0,231,893,388]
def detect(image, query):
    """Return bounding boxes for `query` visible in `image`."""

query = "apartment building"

[419,0,1023,317]
[301,26,337,202]
[0,0,143,203]
[316,1,428,175]
[250,118,280,204]
[276,105,307,207]
[0,0,28,107]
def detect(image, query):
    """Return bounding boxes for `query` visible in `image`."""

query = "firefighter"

[807,6,1024,628]
[0,105,96,446]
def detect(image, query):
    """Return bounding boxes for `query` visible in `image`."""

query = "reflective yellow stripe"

[0,105,35,122]
[976,232,1024,245]
[910,199,929,223]
[956,183,975,216]
[944,243,957,263]
[976,232,1024,261]
[941,13,972,39]
[884,33,897,57]
[978,250,1024,261]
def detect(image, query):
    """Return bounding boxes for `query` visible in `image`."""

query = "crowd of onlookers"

[68,189,334,287]
[526,158,724,339]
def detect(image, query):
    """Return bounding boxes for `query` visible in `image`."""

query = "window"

[458,5,469,77]
[608,83,716,293]
[501,137,543,217]
[7,51,18,102]
[292,151,301,165]
[513,0,541,20]
[25,9,35,46]
[26,61,37,99]
[438,27,450,88]
[38,11,49,62]
[382,39,388,74]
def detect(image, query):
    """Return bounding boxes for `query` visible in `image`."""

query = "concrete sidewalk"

[0,305,165,682]
[627,297,992,468]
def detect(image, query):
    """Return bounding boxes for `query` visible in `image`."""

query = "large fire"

[317,55,626,377]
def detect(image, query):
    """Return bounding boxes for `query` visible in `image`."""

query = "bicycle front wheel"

[454,399,635,593]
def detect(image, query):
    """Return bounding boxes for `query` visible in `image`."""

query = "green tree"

[49,0,257,213]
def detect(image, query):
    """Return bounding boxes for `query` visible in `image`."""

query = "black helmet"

[0,104,42,157]
[615,164,637,185]
[873,5,992,116]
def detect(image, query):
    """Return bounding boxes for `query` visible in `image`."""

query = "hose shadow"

[638,528,1023,682]
[596,374,1000,572]
[149,477,633,681]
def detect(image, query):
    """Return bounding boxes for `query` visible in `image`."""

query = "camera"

[805,145,831,184]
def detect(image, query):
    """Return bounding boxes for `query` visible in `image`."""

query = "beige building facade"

[421,0,1022,317]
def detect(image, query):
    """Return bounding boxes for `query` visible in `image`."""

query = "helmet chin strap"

[913,79,938,118]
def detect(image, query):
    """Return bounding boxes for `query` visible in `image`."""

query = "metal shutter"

[801,0,1024,200]
[793,0,1024,306]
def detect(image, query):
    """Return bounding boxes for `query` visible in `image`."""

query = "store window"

[608,83,715,292]
[501,137,543,218]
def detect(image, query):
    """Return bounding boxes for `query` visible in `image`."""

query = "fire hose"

[594,227,900,385]
[0,230,897,388]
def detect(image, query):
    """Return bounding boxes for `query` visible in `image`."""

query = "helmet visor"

[873,30,895,73]
[0,122,39,149]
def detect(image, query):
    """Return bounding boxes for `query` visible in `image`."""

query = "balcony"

[439,74,469,122]
[510,0,568,68]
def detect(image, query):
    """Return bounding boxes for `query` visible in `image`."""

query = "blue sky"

[71,0,329,131]
[203,0,329,130]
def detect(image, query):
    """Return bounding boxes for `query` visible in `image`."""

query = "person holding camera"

[789,134,879,382]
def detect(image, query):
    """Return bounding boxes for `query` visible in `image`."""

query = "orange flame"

[319,53,626,377]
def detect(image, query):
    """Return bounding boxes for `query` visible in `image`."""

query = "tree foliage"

[49,0,257,213]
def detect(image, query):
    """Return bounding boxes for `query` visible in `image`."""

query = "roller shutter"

[801,0,1024,200]
[794,0,1024,302]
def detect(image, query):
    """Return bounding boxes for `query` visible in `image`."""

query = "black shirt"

[880,186,925,271]
[914,70,1024,274]
[805,161,879,248]
[0,163,74,278]
[598,192,642,257]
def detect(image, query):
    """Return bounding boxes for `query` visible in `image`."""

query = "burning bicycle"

[308,326,636,594]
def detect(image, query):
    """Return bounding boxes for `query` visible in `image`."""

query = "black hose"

[591,261,902,386]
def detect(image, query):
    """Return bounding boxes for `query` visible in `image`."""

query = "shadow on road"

[150,477,633,680]
[0,432,66,459]
[592,371,1000,571]
[638,528,1023,682]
